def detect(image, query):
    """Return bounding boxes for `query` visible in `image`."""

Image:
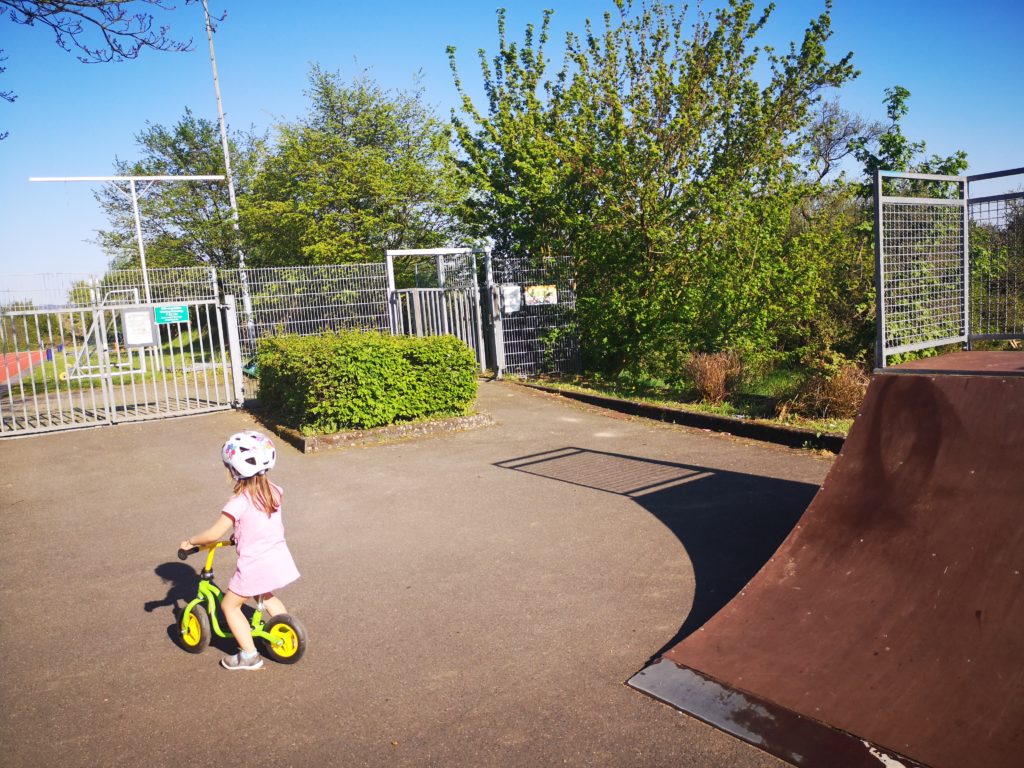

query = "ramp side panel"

[660,372,1024,768]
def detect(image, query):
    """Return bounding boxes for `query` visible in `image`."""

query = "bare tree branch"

[1,0,198,62]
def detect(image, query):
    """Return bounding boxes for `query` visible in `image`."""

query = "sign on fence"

[154,304,189,324]
[120,308,158,346]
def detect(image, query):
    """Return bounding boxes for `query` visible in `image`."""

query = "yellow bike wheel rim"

[267,624,299,658]
[182,614,203,646]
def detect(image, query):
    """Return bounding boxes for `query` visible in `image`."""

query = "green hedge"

[256,331,479,434]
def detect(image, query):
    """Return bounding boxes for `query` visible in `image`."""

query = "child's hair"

[233,472,282,515]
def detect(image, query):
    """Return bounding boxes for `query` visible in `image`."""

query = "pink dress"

[221,484,300,597]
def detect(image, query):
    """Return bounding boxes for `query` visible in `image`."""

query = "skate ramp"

[630,352,1024,768]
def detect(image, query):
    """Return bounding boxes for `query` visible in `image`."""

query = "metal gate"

[1,297,242,436]
[385,248,488,370]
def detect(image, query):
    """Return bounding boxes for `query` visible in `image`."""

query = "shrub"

[684,351,743,404]
[256,331,478,434]
[785,352,869,419]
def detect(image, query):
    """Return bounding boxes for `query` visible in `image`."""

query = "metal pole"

[962,177,971,349]
[223,294,245,406]
[201,1,241,243]
[201,0,256,346]
[128,178,152,304]
[873,170,885,369]
[384,251,400,334]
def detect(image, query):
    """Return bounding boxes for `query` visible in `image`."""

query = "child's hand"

[179,539,194,552]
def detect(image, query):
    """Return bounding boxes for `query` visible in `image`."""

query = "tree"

[451,0,857,375]
[803,99,882,183]
[94,108,262,269]
[1,0,202,138]
[242,66,467,266]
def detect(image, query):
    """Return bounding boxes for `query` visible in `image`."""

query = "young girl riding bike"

[180,430,300,670]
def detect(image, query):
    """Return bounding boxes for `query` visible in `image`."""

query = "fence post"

[223,294,245,406]
[385,252,399,335]
[472,250,487,371]
[961,177,971,350]
[484,248,505,379]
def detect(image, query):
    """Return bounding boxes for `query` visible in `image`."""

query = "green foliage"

[256,331,478,434]
[851,85,968,197]
[242,66,468,266]
[450,0,858,377]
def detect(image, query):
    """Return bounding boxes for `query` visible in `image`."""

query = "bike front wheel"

[258,613,307,664]
[176,604,211,653]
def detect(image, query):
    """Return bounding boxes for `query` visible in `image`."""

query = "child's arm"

[179,513,233,551]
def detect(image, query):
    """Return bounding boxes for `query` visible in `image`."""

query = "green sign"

[154,304,189,324]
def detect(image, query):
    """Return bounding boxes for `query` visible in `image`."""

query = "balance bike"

[176,540,307,664]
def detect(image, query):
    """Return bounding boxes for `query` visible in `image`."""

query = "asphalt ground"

[0,380,832,768]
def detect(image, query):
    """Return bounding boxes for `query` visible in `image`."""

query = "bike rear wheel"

[258,613,307,664]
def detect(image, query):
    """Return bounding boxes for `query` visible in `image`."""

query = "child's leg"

[260,592,287,618]
[222,590,257,654]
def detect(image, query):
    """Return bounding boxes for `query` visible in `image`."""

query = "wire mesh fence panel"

[969,188,1024,342]
[220,263,391,362]
[0,267,219,310]
[100,267,220,304]
[876,173,968,364]
[490,253,579,377]
[0,273,95,310]
[389,251,479,290]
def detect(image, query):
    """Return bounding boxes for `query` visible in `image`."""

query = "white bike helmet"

[222,431,276,479]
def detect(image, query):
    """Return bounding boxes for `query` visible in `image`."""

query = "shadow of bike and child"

[145,560,241,653]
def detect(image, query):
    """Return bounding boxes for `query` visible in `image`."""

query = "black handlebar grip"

[178,546,200,560]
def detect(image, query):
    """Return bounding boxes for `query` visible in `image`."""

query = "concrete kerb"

[515,381,846,453]
[250,409,495,454]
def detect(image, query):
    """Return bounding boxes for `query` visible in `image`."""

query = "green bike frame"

[181,541,272,641]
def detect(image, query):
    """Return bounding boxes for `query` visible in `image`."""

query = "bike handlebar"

[177,538,235,560]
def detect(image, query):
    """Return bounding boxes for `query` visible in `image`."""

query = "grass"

[526,371,854,438]
[2,329,226,395]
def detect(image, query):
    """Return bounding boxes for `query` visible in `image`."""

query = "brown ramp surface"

[630,352,1024,768]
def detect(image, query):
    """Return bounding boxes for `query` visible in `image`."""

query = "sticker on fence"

[524,285,558,306]
[501,284,522,314]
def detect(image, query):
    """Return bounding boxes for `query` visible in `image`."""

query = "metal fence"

[968,169,1024,342]
[1,251,579,435]
[220,263,391,362]
[487,252,579,377]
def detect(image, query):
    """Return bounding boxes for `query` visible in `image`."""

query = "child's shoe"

[220,652,263,671]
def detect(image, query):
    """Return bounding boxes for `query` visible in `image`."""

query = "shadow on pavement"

[146,560,236,654]
[494,447,818,661]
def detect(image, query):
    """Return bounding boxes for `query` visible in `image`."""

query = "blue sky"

[1,0,1021,278]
